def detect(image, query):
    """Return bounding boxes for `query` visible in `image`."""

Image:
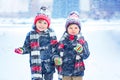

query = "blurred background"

[0,0,120,20]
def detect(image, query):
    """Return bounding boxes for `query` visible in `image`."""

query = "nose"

[72,28,75,31]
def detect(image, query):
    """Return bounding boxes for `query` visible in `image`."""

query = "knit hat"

[34,6,50,27]
[65,11,81,30]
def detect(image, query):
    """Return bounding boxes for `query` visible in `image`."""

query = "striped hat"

[65,11,81,30]
[34,6,50,27]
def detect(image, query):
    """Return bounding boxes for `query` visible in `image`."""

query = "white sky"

[0,0,29,12]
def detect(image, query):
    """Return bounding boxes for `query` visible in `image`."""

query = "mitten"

[54,57,62,66]
[74,44,83,53]
[51,40,58,45]
[14,47,23,54]
[58,44,64,49]
[78,38,85,45]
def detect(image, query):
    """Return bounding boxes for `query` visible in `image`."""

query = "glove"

[54,57,62,66]
[78,38,85,45]
[14,47,23,54]
[50,40,58,45]
[74,44,83,53]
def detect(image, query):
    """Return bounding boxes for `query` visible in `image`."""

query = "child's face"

[67,24,80,35]
[36,19,48,31]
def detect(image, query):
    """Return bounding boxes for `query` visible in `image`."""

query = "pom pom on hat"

[34,6,50,27]
[65,11,81,30]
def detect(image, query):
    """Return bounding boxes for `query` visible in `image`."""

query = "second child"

[54,11,90,80]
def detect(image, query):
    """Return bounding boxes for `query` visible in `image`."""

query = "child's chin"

[39,29,45,31]
[70,33,77,35]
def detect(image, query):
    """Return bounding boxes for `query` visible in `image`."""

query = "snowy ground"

[0,19,120,80]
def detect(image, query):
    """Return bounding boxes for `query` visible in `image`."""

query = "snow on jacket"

[58,32,90,76]
[21,27,58,76]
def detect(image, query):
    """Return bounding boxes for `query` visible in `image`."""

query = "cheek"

[44,24,48,28]
[76,28,80,32]
[77,31,80,34]
[75,29,80,34]
[67,29,72,33]
[77,29,80,32]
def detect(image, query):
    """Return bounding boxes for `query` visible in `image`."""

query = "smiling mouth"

[72,32,75,34]
[39,27,44,29]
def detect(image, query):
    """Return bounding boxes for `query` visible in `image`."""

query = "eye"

[68,26,72,29]
[38,21,42,23]
[43,22,47,24]
[75,27,78,29]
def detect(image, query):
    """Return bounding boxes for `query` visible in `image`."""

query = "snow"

[0,19,120,80]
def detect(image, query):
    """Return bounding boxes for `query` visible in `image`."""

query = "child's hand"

[14,48,23,54]
[54,57,62,66]
[74,44,83,53]
[78,38,85,45]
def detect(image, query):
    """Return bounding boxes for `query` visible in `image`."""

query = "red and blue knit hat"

[34,6,50,27]
[65,11,81,30]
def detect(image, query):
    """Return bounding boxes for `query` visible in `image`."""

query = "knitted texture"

[65,11,81,30]
[34,6,51,27]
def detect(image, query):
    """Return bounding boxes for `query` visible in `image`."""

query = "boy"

[14,7,58,80]
[54,11,90,80]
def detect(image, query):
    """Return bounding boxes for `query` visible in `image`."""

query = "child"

[54,11,90,80]
[14,6,58,80]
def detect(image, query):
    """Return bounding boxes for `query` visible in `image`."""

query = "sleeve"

[80,38,90,59]
[22,32,31,54]
[49,29,59,60]
[52,32,67,61]
[57,33,66,58]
